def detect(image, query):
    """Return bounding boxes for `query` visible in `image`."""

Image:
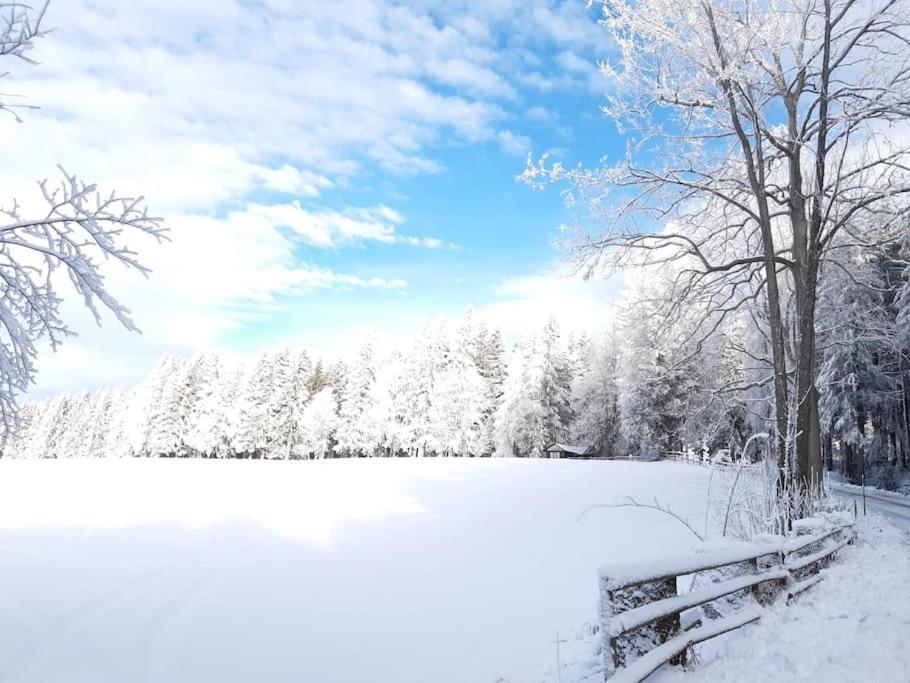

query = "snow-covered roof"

[545,443,591,455]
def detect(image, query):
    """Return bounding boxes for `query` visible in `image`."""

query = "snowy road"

[829,483,910,532]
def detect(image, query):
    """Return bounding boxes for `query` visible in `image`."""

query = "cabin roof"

[545,443,591,455]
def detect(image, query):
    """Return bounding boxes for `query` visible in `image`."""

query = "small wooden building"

[544,443,596,459]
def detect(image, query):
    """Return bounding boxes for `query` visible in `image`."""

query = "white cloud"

[527,106,558,123]
[479,266,625,341]
[256,166,334,197]
[399,236,458,249]
[238,202,453,250]
[497,130,532,157]
[3,0,611,395]
[556,50,594,74]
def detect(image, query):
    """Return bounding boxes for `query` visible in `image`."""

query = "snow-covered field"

[0,458,710,683]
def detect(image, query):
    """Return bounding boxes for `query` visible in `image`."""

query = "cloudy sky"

[3,0,628,395]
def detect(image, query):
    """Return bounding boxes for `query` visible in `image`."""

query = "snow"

[654,514,910,683]
[603,569,788,638]
[613,605,764,683]
[600,542,782,591]
[0,458,711,683]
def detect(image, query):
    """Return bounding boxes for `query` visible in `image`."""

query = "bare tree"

[524,0,910,494]
[0,2,165,439]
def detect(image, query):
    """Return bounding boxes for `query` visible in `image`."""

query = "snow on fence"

[661,451,708,465]
[599,519,855,682]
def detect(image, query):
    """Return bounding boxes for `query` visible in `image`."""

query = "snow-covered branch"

[0,1,48,120]
[0,168,165,438]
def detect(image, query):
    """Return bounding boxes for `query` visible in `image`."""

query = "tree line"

[5,313,617,460]
[8,256,910,492]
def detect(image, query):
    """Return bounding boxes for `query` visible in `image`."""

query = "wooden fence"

[661,451,712,466]
[599,520,855,682]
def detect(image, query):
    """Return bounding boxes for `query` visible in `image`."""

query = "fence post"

[601,575,683,679]
[751,552,785,606]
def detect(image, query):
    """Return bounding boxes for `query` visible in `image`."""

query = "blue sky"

[1,0,628,394]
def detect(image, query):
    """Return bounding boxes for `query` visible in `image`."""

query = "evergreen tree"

[570,340,620,456]
[235,353,276,458]
[298,387,338,459]
[334,342,379,456]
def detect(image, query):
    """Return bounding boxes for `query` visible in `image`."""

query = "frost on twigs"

[0,1,49,121]
[0,168,166,440]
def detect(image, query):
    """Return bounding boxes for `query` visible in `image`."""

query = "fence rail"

[599,519,855,682]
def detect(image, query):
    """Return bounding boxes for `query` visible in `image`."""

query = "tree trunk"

[793,262,823,492]
[766,274,790,483]
[902,372,910,468]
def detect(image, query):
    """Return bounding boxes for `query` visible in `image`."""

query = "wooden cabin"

[544,443,596,459]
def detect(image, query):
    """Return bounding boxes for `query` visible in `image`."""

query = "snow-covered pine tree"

[298,387,338,459]
[818,249,905,481]
[429,316,486,456]
[235,352,276,458]
[57,391,92,457]
[84,390,115,458]
[147,360,191,457]
[131,356,180,457]
[207,366,243,458]
[267,348,297,459]
[172,353,221,456]
[334,342,379,457]
[178,354,222,457]
[393,323,444,456]
[305,359,331,398]
[570,338,620,457]
[539,318,573,448]
[465,316,506,456]
[494,339,545,457]
[103,388,134,458]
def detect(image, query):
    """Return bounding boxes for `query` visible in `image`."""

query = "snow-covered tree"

[103,388,134,458]
[235,353,276,458]
[495,340,545,457]
[493,320,572,457]
[570,339,619,457]
[392,323,443,456]
[334,342,380,456]
[0,4,164,440]
[268,348,297,459]
[526,0,910,492]
[818,245,910,481]
[538,318,573,446]
[298,387,338,459]
[429,316,487,456]
[182,354,223,457]
[477,327,506,455]
[206,366,243,459]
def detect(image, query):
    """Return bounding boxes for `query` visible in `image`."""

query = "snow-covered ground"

[0,458,710,683]
[658,513,910,683]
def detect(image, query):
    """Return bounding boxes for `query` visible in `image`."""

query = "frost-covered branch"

[578,496,705,541]
[0,1,48,120]
[0,168,165,439]
[0,1,166,441]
